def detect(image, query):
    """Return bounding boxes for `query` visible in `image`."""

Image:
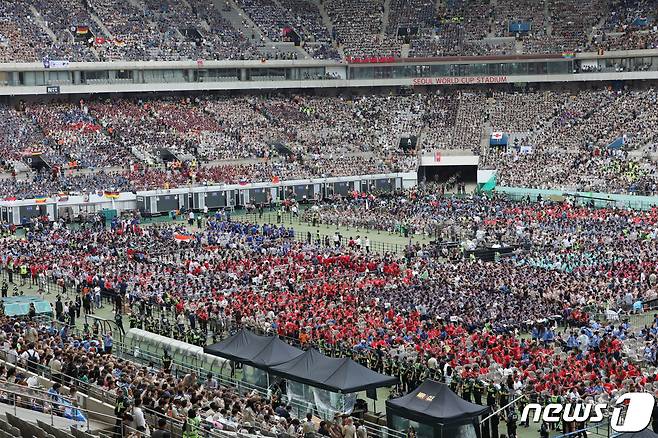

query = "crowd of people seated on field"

[3,195,658,406]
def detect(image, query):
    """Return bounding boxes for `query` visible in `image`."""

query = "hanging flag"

[490,132,508,146]
[104,191,120,199]
[434,151,441,162]
[272,175,280,184]
[174,233,193,241]
[35,197,47,204]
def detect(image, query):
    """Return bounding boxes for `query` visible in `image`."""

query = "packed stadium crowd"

[1,86,658,198]
[1,0,658,63]
[2,184,658,436]
[2,193,658,377]
[4,1,658,437]
[0,314,374,438]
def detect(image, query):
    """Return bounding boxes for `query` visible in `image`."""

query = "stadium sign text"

[520,393,654,433]
[411,75,508,86]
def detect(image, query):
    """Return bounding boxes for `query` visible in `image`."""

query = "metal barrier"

[0,385,142,437]
[239,210,414,254]
[113,338,406,438]
[0,345,254,438]
[553,420,611,438]
[5,317,400,438]
[0,265,67,300]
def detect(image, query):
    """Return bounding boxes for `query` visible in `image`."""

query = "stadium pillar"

[240,68,247,81]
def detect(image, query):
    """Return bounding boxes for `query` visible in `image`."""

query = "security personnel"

[549,392,562,431]
[317,338,327,355]
[412,360,423,390]
[486,383,498,407]
[420,363,431,383]
[462,377,473,402]
[431,366,442,382]
[490,411,499,438]
[450,373,461,393]
[473,379,484,405]
[162,351,172,373]
[183,409,201,438]
[113,390,129,438]
[384,356,393,375]
[523,391,539,427]
[7,259,14,283]
[401,359,412,392]
[19,263,28,286]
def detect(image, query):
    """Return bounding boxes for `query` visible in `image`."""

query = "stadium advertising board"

[412,75,508,86]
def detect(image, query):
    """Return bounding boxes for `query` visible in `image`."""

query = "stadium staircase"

[480,123,492,155]
[88,14,112,39]
[381,0,392,41]
[315,0,345,58]
[214,0,272,44]
[28,6,57,41]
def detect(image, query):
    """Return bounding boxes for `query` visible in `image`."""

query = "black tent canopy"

[250,336,305,368]
[203,329,273,363]
[386,380,490,425]
[269,348,398,393]
[205,331,397,394]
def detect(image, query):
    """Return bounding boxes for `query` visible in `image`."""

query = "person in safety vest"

[183,409,201,438]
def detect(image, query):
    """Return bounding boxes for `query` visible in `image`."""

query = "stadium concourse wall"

[1,49,658,95]
[495,186,658,210]
[0,172,418,225]
[4,70,658,96]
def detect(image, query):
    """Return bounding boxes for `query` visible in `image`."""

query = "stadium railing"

[495,186,658,211]
[0,385,142,437]
[239,210,411,254]
[22,316,404,438]
[553,421,611,438]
